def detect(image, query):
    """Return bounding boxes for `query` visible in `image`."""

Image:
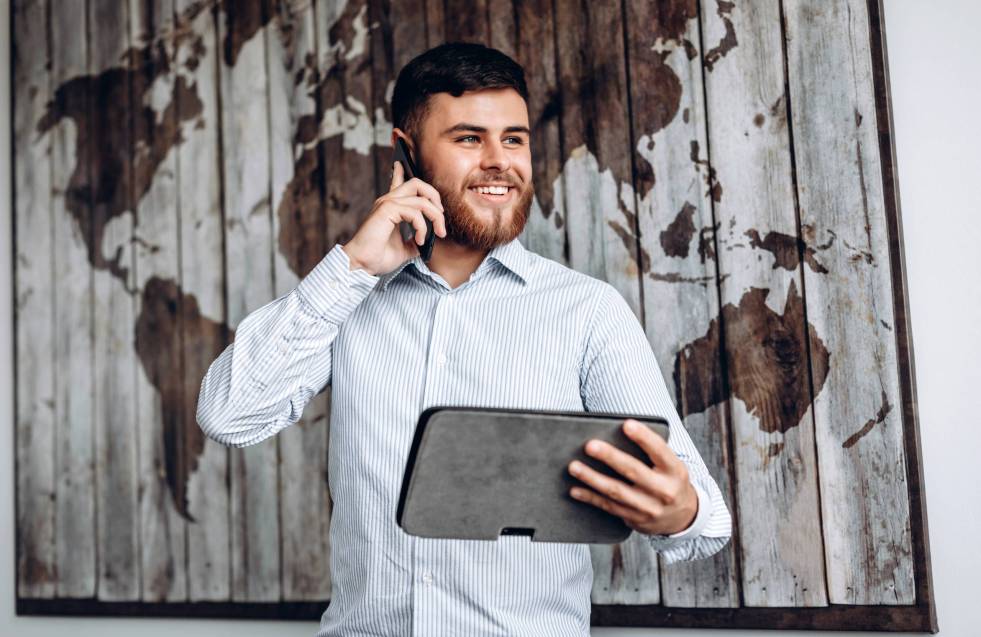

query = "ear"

[391,128,412,151]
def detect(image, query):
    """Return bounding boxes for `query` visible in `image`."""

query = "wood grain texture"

[13,0,57,599]
[11,0,930,627]
[551,0,658,604]
[49,0,97,598]
[89,0,142,601]
[130,0,188,602]
[625,0,740,608]
[867,0,935,624]
[698,0,828,606]
[268,0,331,601]
[315,0,377,250]
[509,0,567,265]
[175,0,231,602]
[218,0,282,603]
[783,0,914,605]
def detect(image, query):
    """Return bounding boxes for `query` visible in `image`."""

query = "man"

[197,42,731,636]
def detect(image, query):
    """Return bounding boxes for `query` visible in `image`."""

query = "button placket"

[422,295,452,407]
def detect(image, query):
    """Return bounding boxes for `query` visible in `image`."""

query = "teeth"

[473,186,510,195]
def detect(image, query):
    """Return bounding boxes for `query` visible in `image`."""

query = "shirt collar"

[379,236,531,291]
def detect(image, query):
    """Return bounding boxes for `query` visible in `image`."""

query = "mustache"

[465,174,523,188]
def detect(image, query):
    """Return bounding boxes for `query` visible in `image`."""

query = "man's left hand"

[567,418,698,536]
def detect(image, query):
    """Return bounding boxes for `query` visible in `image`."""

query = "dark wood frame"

[13,0,937,631]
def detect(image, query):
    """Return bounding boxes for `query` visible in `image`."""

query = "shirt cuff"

[646,482,710,550]
[295,243,379,324]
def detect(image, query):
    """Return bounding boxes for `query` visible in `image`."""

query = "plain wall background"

[2,0,977,634]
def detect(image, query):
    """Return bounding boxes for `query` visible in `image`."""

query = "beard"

[418,160,534,252]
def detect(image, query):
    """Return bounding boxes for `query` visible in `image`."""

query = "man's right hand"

[341,161,447,275]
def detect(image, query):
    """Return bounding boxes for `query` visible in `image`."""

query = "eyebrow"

[441,123,531,136]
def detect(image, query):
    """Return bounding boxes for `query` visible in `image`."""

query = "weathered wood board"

[699,0,828,607]
[14,0,56,600]
[12,0,934,630]
[269,0,333,602]
[130,0,188,603]
[784,0,914,605]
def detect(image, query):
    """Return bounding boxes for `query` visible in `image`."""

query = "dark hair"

[391,42,529,140]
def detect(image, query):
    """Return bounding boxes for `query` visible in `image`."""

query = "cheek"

[516,157,533,184]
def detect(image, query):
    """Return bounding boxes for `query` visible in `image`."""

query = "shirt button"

[421,572,433,586]
[436,353,447,367]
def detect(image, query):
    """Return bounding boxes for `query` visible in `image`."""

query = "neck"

[425,240,490,289]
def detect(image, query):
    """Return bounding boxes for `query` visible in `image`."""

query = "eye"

[456,135,480,143]
[504,136,526,145]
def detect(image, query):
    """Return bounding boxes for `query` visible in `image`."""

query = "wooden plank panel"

[624,0,740,607]
[552,0,657,604]
[369,0,427,199]
[784,0,914,605]
[267,0,331,601]
[13,0,57,599]
[444,0,488,43]
[217,0,281,602]
[507,0,567,265]
[177,0,231,601]
[130,0,188,602]
[314,0,377,258]
[697,0,829,606]
[48,0,97,598]
[422,0,445,47]
[88,0,141,601]
[311,2,378,598]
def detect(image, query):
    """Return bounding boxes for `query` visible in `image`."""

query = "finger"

[623,419,684,476]
[569,486,647,526]
[567,459,659,514]
[389,204,430,246]
[581,438,660,492]
[390,161,404,191]
[391,195,446,237]
[393,177,444,213]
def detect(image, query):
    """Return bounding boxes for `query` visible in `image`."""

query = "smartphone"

[393,137,436,262]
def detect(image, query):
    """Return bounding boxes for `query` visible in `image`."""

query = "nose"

[479,138,511,173]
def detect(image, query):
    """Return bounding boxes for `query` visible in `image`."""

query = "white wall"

[2,0,977,634]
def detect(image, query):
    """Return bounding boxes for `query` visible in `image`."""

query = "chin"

[440,182,534,251]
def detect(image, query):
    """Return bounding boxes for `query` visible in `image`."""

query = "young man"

[197,42,731,636]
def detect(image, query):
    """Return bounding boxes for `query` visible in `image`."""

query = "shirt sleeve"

[195,243,379,448]
[579,282,732,564]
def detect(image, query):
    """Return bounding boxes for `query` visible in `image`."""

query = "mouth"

[467,184,516,206]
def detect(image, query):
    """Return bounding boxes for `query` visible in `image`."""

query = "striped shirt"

[196,236,732,636]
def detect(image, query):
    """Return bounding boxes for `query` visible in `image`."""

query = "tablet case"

[396,406,670,544]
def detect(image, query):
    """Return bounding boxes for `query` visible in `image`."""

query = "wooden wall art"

[13,0,936,630]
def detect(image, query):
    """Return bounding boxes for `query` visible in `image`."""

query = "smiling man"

[197,42,731,636]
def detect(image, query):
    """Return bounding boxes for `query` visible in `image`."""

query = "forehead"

[423,88,529,134]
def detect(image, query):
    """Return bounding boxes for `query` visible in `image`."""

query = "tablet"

[396,406,670,544]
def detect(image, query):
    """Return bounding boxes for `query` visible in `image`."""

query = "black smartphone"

[393,137,436,262]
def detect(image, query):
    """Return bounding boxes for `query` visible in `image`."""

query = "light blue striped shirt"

[196,236,732,636]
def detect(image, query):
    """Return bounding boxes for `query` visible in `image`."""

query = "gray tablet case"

[396,406,670,544]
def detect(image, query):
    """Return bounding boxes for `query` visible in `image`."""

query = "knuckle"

[607,484,623,501]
